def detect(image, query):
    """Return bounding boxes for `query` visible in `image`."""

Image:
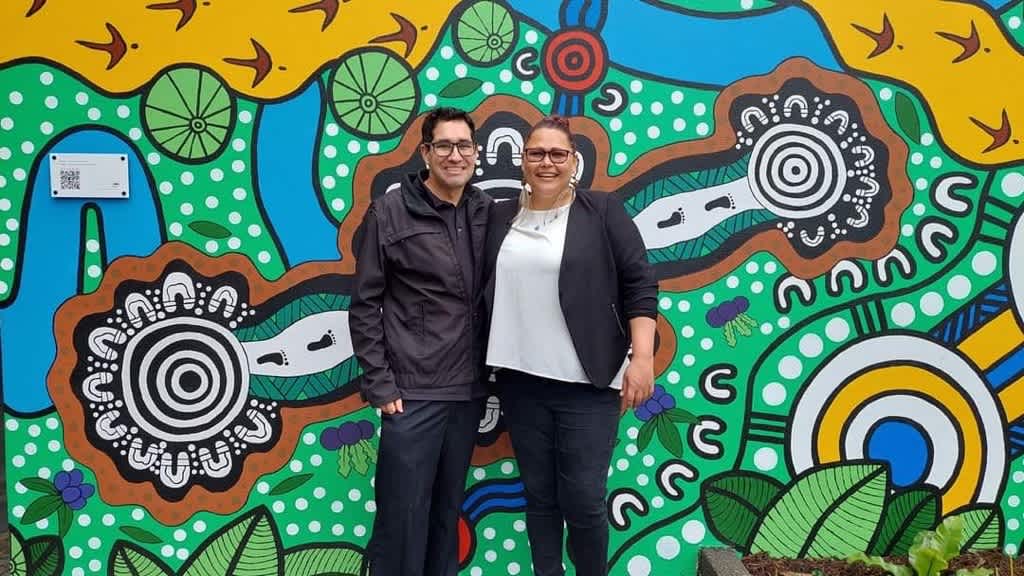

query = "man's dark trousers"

[367,398,485,576]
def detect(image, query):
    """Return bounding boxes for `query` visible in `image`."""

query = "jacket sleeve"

[348,206,402,406]
[605,194,659,320]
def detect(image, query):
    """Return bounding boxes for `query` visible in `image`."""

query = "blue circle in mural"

[866,419,932,487]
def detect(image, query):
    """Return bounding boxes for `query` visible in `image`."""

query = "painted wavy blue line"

[255,81,340,265]
[1,130,162,413]
[462,480,526,511]
[468,497,528,522]
[507,0,840,86]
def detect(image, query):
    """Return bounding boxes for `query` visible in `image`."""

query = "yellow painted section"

[999,374,1024,422]
[816,365,981,513]
[0,0,456,100]
[957,309,1024,370]
[800,0,1024,165]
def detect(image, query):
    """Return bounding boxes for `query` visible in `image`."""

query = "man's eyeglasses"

[524,147,572,164]
[425,140,477,157]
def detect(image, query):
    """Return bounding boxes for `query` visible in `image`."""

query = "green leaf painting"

[439,77,483,98]
[105,506,369,576]
[269,473,313,496]
[283,545,367,576]
[120,525,165,545]
[870,488,940,556]
[893,91,922,143]
[109,542,174,576]
[953,506,1003,552]
[180,507,282,576]
[751,462,887,558]
[702,471,784,550]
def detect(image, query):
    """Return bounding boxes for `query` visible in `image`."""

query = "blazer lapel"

[483,199,519,310]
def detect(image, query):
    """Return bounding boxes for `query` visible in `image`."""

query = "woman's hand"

[620,354,654,414]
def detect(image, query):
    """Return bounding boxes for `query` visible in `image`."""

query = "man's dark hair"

[421,107,476,143]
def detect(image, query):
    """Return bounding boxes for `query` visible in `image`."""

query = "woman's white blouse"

[486,203,626,389]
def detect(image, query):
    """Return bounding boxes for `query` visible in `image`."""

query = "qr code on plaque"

[60,169,81,190]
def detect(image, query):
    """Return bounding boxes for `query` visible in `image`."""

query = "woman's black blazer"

[482,189,658,388]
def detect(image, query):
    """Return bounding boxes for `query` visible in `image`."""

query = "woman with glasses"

[481,116,658,576]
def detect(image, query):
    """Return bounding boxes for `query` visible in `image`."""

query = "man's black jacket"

[348,172,491,406]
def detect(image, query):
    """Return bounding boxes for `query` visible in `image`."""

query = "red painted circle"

[543,29,607,93]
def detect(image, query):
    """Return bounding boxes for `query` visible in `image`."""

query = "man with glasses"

[349,107,491,576]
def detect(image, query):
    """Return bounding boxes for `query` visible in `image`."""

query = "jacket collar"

[401,169,486,217]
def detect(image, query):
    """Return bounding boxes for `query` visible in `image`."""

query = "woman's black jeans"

[496,369,621,576]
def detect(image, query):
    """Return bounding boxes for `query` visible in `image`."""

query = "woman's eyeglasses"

[524,147,572,164]
[425,140,477,157]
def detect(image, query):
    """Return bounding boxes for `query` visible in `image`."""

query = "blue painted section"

[462,480,525,512]
[1,130,162,413]
[507,0,841,86]
[985,0,1015,10]
[931,283,1009,345]
[867,420,929,487]
[255,82,340,265]
[987,346,1024,390]
[1009,425,1024,456]
[560,0,606,28]
[467,496,528,521]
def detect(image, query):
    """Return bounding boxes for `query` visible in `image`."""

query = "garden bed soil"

[742,550,1023,576]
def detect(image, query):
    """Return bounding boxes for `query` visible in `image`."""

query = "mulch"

[0,531,8,567]
[742,550,1023,576]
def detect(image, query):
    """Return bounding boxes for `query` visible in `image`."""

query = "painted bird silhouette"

[852,13,896,59]
[26,0,47,17]
[76,22,129,70]
[147,0,198,31]
[289,0,339,31]
[223,38,273,88]
[936,21,983,63]
[970,109,1013,153]
[370,12,418,58]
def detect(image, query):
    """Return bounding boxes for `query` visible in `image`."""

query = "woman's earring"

[569,176,579,191]
[425,161,431,171]
[522,182,532,195]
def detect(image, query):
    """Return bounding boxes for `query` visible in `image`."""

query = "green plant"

[848,516,993,576]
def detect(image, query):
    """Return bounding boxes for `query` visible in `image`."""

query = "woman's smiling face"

[522,127,577,200]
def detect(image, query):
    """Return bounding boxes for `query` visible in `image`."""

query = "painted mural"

[1,0,1023,574]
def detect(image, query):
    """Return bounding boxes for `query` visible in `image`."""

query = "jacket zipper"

[611,303,626,336]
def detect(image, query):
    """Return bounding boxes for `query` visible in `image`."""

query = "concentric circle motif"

[748,123,847,219]
[71,267,279,500]
[542,29,607,93]
[455,0,517,66]
[142,67,236,163]
[789,335,1006,513]
[731,81,894,257]
[330,48,419,139]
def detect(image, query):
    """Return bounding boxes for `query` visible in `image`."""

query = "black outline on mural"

[639,0,789,19]
[688,414,726,459]
[75,202,107,295]
[309,78,342,228]
[860,415,936,486]
[607,487,649,531]
[1007,205,1023,330]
